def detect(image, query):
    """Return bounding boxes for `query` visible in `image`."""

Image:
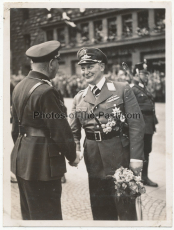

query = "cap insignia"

[81,54,91,60]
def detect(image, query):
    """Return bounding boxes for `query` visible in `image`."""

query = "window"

[46,30,53,41]
[154,9,165,32]
[57,28,65,46]
[69,27,77,46]
[94,20,103,43]
[81,23,89,42]
[22,9,29,20]
[107,17,117,41]
[137,10,149,36]
[138,11,148,29]
[24,34,31,50]
[122,14,132,37]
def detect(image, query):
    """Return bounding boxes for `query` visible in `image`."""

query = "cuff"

[130,159,143,162]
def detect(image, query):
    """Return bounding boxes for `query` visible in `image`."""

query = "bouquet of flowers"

[112,166,146,201]
[101,105,128,136]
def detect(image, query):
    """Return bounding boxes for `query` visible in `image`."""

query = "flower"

[111,121,116,126]
[101,124,106,128]
[106,126,112,132]
[122,183,127,189]
[112,166,146,199]
[112,107,121,117]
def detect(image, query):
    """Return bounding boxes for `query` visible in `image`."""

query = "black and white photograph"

[3,0,173,228]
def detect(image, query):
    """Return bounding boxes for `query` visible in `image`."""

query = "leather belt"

[85,130,120,141]
[19,126,47,137]
[141,110,154,115]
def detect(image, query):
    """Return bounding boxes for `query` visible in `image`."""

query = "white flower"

[101,124,106,128]
[106,127,112,132]
[111,121,116,126]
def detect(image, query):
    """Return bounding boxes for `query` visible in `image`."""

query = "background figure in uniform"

[70,47,145,220]
[130,61,158,187]
[11,41,80,220]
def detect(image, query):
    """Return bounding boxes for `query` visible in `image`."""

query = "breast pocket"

[137,93,147,103]
[105,99,123,112]
[76,107,88,122]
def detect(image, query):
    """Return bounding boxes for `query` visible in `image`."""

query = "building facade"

[10,8,165,76]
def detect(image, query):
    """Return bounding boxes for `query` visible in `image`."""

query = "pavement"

[11,101,166,221]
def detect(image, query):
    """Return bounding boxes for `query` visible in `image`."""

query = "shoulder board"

[129,83,134,88]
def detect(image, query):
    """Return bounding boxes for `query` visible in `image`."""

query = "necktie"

[92,85,101,97]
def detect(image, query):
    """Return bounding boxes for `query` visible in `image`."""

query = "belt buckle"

[94,131,102,141]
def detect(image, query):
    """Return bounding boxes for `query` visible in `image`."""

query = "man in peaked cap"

[11,41,80,220]
[70,47,145,220]
[130,60,158,187]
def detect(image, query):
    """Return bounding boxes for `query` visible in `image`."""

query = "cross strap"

[18,82,44,125]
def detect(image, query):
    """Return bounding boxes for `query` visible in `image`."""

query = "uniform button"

[96,125,99,128]
[24,134,27,137]
[95,106,98,109]
[96,116,99,119]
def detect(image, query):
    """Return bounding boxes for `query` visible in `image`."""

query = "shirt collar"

[89,77,106,91]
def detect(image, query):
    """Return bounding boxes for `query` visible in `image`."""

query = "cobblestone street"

[11,101,166,221]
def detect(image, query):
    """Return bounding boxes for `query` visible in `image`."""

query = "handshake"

[69,151,83,167]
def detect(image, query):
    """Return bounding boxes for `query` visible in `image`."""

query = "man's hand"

[129,161,143,176]
[69,151,82,167]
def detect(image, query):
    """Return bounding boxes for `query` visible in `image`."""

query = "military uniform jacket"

[11,71,76,181]
[130,80,158,134]
[70,80,145,178]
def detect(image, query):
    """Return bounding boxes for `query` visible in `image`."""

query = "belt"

[85,130,120,141]
[141,110,154,115]
[19,126,47,137]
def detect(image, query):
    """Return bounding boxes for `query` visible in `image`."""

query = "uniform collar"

[27,71,51,82]
[133,79,144,88]
[83,78,113,106]
[89,77,106,91]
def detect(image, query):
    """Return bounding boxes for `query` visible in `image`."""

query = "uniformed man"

[70,47,145,220]
[11,40,79,220]
[130,61,158,187]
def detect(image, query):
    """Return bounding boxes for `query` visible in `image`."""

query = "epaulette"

[129,83,134,88]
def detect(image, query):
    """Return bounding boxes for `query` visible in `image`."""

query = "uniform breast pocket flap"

[105,99,123,109]
[76,107,88,112]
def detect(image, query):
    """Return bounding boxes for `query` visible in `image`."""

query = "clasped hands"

[69,151,83,167]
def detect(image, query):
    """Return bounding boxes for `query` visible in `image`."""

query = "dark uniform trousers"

[88,177,118,220]
[16,177,62,220]
[144,134,153,162]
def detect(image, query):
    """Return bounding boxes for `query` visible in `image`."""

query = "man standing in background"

[130,61,158,187]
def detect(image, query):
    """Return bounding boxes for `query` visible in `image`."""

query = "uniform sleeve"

[11,96,19,144]
[124,83,145,160]
[69,96,82,151]
[39,89,76,163]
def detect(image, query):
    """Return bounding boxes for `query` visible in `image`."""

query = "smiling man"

[70,47,145,220]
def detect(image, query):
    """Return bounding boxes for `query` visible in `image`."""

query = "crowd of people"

[10,64,165,108]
